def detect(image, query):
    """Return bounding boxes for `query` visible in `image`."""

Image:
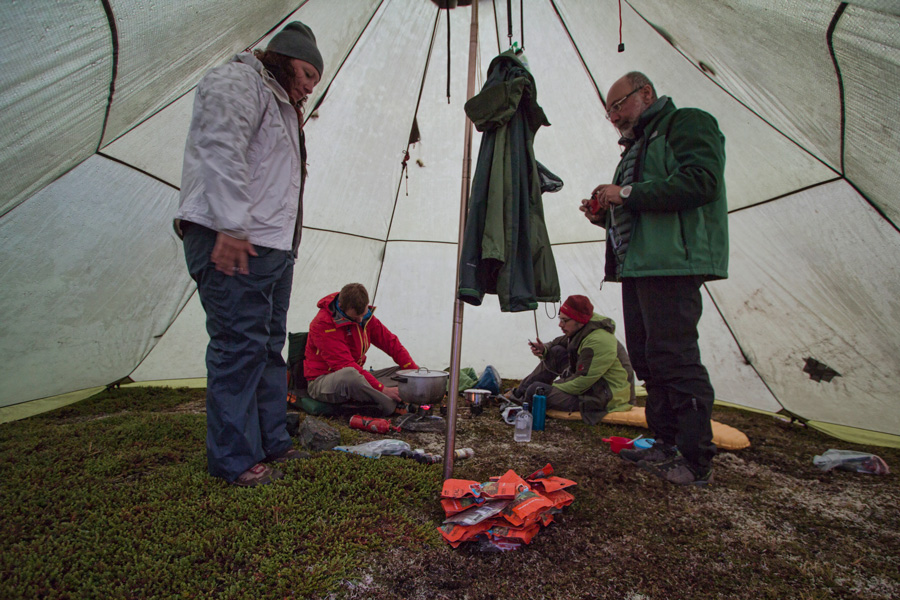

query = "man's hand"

[382,386,403,403]
[528,338,545,358]
[590,184,624,212]
[211,232,258,276]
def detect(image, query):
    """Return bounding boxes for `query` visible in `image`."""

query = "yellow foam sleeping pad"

[545,403,751,451]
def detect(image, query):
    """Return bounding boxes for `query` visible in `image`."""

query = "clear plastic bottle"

[514,403,533,442]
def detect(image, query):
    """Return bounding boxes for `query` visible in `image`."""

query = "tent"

[1,0,898,447]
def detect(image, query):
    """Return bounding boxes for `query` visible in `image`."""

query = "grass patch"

[2,385,899,599]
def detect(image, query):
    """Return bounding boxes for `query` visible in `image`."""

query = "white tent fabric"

[1,0,898,445]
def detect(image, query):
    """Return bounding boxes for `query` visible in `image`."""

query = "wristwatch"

[619,185,632,200]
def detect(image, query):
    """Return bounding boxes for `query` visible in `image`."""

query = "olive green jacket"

[549,314,635,421]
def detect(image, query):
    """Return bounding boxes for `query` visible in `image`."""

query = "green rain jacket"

[605,98,729,282]
[458,50,560,312]
[548,314,635,424]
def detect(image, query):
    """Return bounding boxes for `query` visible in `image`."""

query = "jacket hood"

[316,292,375,328]
[233,52,292,105]
[567,313,617,360]
[576,313,616,338]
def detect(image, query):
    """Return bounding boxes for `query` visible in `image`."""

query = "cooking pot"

[463,388,491,416]
[392,367,449,405]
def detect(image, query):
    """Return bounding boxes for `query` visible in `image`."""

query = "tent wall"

[1,0,898,444]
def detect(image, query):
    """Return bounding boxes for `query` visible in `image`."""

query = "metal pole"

[443,0,479,480]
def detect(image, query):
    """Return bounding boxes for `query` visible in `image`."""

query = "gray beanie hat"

[267,21,324,78]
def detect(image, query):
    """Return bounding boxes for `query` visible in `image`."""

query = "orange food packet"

[500,488,555,526]
[527,463,554,479]
[437,521,491,547]
[440,496,484,516]
[528,475,576,493]
[541,488,575,508]
[481,469,530,498]
[488,523,542,545]
[441,478,483,498]
[443,499,510,526]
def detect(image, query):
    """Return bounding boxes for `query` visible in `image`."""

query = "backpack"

[287,331,309,405]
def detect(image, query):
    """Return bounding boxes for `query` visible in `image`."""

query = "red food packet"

[528,475,576,493]
[441,479,483,498]
[527,463,554,479]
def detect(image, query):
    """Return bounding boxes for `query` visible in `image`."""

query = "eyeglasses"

[605,86,643,119]
[559,316,573,324]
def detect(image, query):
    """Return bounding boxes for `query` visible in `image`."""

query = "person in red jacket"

[304,283,418,416]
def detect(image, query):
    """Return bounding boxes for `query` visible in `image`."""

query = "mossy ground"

[2,385,898,599]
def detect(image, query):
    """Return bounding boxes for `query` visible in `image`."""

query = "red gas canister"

[349,414,400,434]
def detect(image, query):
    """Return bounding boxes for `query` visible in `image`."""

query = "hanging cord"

[400,149,410,196]
[519,0,525,52]
[617,0,625,52]
[506,0,513,48]
[446,7,451,103]
[544,301,559,320]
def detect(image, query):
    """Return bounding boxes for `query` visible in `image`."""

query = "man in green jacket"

[505,295,635,425]
[581,72,728,486]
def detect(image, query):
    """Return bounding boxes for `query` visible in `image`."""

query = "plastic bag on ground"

[333,439,410,459]
[813,449,890,474]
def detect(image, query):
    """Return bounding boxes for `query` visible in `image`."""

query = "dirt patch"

[170,398,206,414]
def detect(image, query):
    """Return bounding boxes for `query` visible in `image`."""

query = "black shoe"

[639,455,713,486]
[619,441,677,464]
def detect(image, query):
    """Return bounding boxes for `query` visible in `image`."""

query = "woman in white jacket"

[174,22,322,487]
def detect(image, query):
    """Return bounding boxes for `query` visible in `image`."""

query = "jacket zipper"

[677,211,691,260]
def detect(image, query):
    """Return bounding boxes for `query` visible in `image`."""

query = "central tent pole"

[443,0,479,480]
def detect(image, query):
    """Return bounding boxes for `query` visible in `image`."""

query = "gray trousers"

[308,366,402,417]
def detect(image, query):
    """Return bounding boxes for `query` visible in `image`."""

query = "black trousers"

[622,276,716,470]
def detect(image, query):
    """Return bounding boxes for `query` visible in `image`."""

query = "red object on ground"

[348,414,400,434]
[602,436,634,454]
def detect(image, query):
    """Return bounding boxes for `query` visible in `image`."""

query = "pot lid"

[397,367,448,378]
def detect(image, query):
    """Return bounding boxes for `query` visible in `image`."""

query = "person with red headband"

[505,295,635,425]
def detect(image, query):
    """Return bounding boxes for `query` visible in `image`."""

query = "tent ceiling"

[1,0,898,444]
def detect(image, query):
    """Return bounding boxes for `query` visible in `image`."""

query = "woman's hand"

[211,232,258,276]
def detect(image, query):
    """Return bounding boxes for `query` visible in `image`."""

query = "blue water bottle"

[531,392,547,431]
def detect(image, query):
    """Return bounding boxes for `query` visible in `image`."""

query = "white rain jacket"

[175,53,304,254]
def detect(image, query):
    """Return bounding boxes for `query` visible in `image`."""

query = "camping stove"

[395,403,445,432]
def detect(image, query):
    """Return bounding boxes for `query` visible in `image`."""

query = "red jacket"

[304,292,418,392]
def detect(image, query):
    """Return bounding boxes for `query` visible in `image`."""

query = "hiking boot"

[639,455,713,487]
[619,441,677,464]
[266,447,311,463]
[232,463,284,487]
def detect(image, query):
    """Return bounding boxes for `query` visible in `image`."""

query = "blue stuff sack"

[474,365,501,394]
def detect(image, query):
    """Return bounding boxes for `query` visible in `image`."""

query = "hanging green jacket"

[605,98,729,281]
[458,50,560,312]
